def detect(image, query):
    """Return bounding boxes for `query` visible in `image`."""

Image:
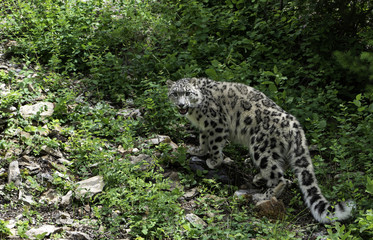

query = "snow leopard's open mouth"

[178,107,189,115]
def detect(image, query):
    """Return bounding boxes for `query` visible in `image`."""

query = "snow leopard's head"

[167,78,203,115]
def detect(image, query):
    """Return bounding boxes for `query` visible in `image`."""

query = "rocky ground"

[0,41,328,239]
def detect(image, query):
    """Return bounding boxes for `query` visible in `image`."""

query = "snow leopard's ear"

[166,80,174,88]
[189,78,198,86]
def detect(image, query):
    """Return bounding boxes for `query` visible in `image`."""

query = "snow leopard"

[167,77,354,223]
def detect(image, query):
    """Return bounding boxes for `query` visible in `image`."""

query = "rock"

[20,101,54,119]
[185,213,207,228]
[19,190,35,205]
[147,135,178,150]
[19,160,41,175]
[164,171,182,190]
[19,131,31,139]
[0,64,8,70]
[0,83,10,97]
[117,108,141,119]
[40,189,60,205]
[56,157,72,166]
[8,161,21,186]
[117,146,140,155]
[25,225,61,239]
[61,190,73,206]
[67,231,92,240]
[55,211,74,225]
[183,188,199,200]
[189,156,232,184]
[36,172,54,183]
[129,154,154,171]
[255,197,286,220]
[75,176,105,199]
[189,156,206,172]
[41,145,64,158]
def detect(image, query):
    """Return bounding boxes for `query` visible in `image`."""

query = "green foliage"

[0,0,372,239]
[0,220,11,238]
[135,81,183,136]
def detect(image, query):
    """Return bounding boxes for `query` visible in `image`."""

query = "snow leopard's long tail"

[290,129,354,223]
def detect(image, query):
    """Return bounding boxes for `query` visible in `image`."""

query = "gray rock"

[148,135,170,145]
[8,161,21,186]
[39,188,60,205]
[75,176,105,199]
[20,161,41,175]
[233,189,259,199]
[67,231,92,240]
[20,102,54,118]
[255,197,286,220]
[0,64,8,70]
[129,154,154,171]
[183,188,199,200]
[57,157,72,166]
[55,211,74,225]
[41,145,64,158]
[185,213,207,228]
[19,190,35,205]
[60,190,73,206]
[25,225,61,239]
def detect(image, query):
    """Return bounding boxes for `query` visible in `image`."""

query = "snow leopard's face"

[167,78,203,115]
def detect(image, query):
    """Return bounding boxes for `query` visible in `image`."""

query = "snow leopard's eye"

[185,92,191,96]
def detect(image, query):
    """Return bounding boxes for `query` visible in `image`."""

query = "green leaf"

[205,68,219,80]
[366,176,373,195]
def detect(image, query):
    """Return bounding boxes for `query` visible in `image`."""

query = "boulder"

[25,225,61,239]
[185,213,207,228]
[75,176,105,199]
[20,102,54,118]
[8,161,21,186]
[255,197,286,220]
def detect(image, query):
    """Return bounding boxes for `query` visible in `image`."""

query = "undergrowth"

[0,0,372,239]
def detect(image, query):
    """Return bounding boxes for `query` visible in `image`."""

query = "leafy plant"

[0,220,12,238]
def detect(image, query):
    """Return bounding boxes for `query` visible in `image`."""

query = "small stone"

[165,171,182,190]
[8,161,21,186]
[19,190,35,205]
[61,190,73,206]
[40,188,60,205]
[147,135,171,145]
[41,145,64,158]
[129,154,154,171]
[36,172,54,183]
[185,213,207,228]
[20,161,41,175]
[56,211,74,225]
[75,176,105,199]
[183,188,199,200]
[255,197,286,220]
[56,157,72,166]
[67,231,92,240]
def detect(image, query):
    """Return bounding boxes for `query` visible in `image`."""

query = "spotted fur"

[168,78,354,223]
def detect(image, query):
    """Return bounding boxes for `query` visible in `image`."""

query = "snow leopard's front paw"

[252,193,268,203]
[206,158,223,169]
[187,146,207,156]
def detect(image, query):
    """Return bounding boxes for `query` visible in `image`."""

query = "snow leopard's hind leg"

[251,144,291,202]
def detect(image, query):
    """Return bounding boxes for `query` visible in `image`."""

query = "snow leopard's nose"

[177,103,186,109]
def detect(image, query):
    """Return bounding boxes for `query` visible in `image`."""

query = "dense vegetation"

[0,0,372,239]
